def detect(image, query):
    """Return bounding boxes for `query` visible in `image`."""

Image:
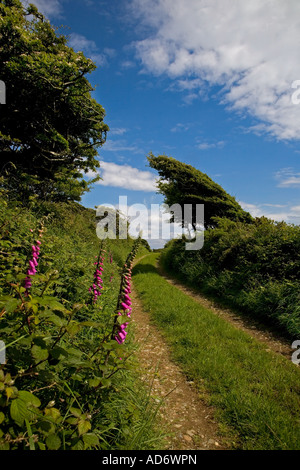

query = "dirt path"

[130,284,229,450]
[130,255,295,451]
[157,264,293,360]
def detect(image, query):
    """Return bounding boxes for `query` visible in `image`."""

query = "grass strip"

[132,253,300,450]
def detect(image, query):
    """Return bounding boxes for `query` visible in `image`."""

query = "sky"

[22,0,300,247]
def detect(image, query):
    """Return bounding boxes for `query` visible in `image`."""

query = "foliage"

[161,217,300,338]
[0,0,109,202]
[0,192,159,450]
[147,153,253,229]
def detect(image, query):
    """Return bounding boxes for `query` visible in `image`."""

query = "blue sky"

[24,0,300,246]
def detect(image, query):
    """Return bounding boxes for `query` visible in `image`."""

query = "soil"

[131,284,229,451]
[130,257,295,451]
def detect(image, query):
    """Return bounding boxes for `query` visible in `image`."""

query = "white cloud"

[87,161,158,192]
[275,168,300,187]
[21,0,63,18]
[279,177,300,187]
[240,201,300,225]
[196,140,225,150]
[101,139,144,154]
[132,0,300,141]
[68,33,113,66]
[170,123,190,133]
[109,128,127,136]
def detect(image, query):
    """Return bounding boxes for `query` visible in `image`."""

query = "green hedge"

[161,217,300,338]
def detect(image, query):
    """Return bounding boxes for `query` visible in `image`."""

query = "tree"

[147,153,253,229]
[0,0,109,201]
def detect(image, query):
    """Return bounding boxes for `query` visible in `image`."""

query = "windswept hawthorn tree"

[147,153,253,229]
[0,0,109,201]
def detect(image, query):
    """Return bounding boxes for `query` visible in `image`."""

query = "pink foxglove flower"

[24,225,44,294]
[90,250,105,303]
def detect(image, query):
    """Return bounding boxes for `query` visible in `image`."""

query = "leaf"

[10,397,28,426]
[66,417,78,425]
[31,344,49,363]
[99,378,111,389]
[66,321,82,336]
[82,433,99,448]
[88,377,101,388]
[46,433,61,450]
[78,419,91,436]
[5,387,17,400]
[44,407,61,422]
[19,391,41,407]
[50,346,68,360]
[0,440,10,450]
[26,301,38,314]
[70,407,83,419]
[0,297,21,313]
[39,312,66,327]
[25,418,35,450]
[35,296,67,313]
[71,438,84,450]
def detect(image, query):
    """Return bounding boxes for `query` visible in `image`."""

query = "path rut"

[131,284,228,450]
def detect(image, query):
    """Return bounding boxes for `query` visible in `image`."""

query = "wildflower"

[113,236,141,345]
[24,224,44,294]
[90,247,105,303]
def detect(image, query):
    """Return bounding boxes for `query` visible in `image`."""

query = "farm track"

[156,262,293,361]
[131,254,295,451]
[131,282,228,451]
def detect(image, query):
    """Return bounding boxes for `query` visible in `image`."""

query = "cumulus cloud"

[21,0,63,18]
[240,201,300,225]
[87,161,158,192]
[68,33,114,66]
[132,0,300,141]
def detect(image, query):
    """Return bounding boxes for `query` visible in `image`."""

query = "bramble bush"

[0,190,158,450]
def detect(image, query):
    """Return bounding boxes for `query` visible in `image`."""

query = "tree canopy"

[147,153,253,229]
[0,0,109,201]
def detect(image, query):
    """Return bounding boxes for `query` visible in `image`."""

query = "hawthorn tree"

[0,0,109,201]
[147,153,253,229]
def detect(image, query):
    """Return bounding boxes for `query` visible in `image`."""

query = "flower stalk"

[112,237,141,344]
[24,222,45,295]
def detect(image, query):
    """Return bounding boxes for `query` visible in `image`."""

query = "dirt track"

[131,283,229,450]
[131,257,294,450]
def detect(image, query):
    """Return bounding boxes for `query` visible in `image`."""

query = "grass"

[132,253,300,450]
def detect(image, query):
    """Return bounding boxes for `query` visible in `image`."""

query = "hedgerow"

[161,216,300,338]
